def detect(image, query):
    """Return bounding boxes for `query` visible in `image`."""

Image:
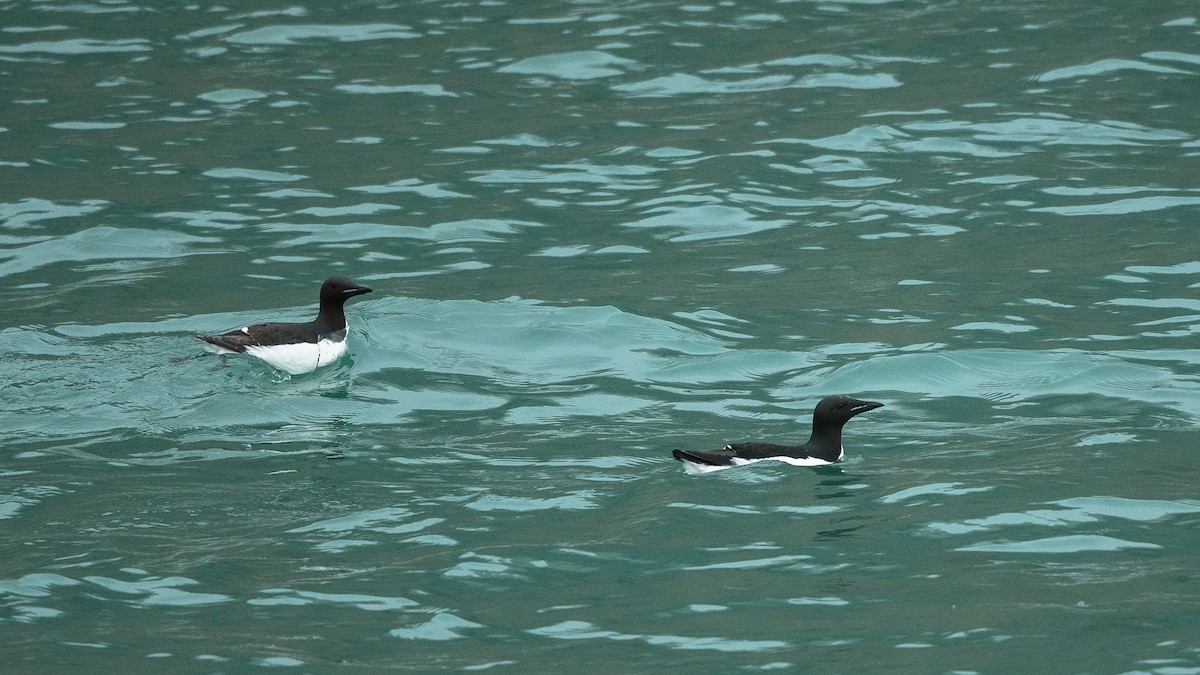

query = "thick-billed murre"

[197,276,373,375]
[672,395,883,474]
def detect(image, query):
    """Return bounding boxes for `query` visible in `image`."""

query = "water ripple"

[956,535,1161,554]
[84,572,231,607]
[0,37,151,54]
[390,612,483,641]
[1035,58,1192,82]
[931,496,1200,536]
[224,23,421,45]
[499,50,637,80]
[1031,195,1200,216]
[529,620,787,653]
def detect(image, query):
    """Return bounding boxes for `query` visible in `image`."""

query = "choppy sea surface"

[2,0,1199,672]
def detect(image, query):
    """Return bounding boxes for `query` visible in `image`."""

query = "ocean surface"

[2,0,1199,672]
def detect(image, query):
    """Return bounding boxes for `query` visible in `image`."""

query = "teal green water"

[3,0,1200,672]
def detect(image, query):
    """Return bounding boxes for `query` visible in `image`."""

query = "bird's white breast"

[245,335,348,375]
[680,451,839,476]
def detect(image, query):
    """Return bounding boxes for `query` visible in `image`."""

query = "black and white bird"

[197,276,373,375]
[672,395,883,474]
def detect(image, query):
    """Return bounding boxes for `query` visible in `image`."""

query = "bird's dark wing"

[722,442,808,460]
[197,330,254,352]
[672,448,737,466]
[672,442,806,466]
[197,321,317,352]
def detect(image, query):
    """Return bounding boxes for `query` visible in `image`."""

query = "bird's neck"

[315,302,348,333]
[805,423,844,462]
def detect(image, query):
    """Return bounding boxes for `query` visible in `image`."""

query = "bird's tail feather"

[672,449,724,466]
